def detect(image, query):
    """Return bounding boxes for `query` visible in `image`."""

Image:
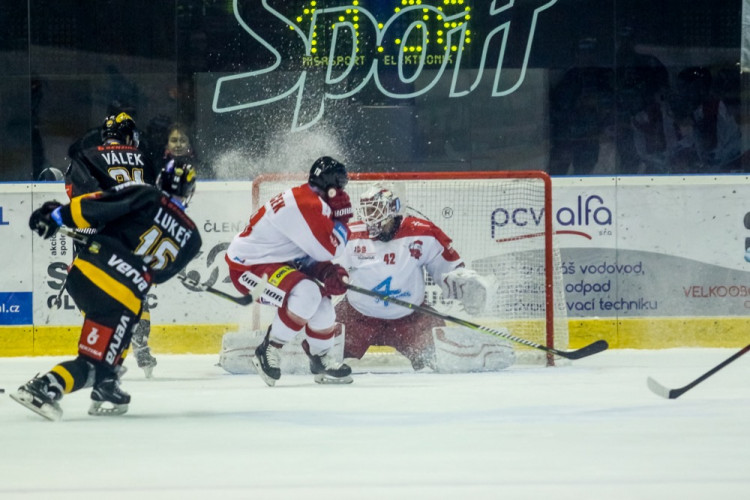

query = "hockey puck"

[0,388,5,394]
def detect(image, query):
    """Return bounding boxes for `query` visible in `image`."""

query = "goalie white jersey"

[340,216,463,320]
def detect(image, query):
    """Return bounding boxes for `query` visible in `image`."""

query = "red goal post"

[251,170,567,366]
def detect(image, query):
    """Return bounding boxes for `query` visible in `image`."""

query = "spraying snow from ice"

[211,128,347,180]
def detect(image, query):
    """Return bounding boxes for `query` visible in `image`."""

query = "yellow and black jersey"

[65,142,159,199]
[58,183,202,284]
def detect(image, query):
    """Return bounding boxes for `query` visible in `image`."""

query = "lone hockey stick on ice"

[647,344,750,399]
[345,283,608,360]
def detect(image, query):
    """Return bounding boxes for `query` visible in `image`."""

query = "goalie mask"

[359,186,402,240]
[101,112,139,147]
[158,158,196,207]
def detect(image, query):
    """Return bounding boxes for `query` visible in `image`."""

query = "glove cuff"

[51,207,64,226]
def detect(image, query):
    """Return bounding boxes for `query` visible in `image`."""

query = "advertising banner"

[553,176,750,318]
[0,185,33,326]
[2,176,749,352]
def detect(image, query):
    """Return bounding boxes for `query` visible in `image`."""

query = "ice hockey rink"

[1,348,748,500]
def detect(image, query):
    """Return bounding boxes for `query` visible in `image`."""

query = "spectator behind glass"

[165,122,193,158]
[162,121,207,177]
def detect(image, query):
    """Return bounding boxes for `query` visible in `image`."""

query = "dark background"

[1,0,746,181]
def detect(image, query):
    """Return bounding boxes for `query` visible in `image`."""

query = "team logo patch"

[409,240,423,260]
[268,265,295,287]
[78,319,114,361]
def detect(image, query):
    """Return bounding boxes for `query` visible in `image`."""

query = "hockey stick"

[647,344,750,399]
[56,226,88,244]
[344,283,608,360]
[177,272,258,306]
[54,227,257,306]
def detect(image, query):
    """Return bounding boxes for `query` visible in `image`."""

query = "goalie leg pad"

[432,326,515,373]
[219,330,265,374]
[218,329,329,375]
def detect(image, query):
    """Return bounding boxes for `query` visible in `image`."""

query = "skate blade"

[141,365,154,379]
[314,373,353,385]
[10,391,62,421]
[88,400,129,417]
[251,357,278,387]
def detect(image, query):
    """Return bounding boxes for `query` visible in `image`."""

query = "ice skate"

[132,344,157,378]
[252,332,282,387]
[303,340,353,384]
[10,375,63,421]
[89,376,130,416]
[131,328,157,378]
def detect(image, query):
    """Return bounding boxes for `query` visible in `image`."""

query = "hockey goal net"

[251,171,568,366]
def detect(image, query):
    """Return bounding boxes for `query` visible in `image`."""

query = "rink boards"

[1,176,749,356]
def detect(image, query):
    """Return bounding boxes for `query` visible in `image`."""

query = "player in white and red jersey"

[337,185,515,372]
[224,157,355,385]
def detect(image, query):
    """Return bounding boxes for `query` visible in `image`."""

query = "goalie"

[336,185,514,372]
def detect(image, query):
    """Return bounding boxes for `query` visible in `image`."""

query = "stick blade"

[647,376,680,399]
[559,339,609,360]
[233,293,255,306]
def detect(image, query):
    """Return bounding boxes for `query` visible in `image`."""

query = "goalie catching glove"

[440,268,493,315]
[29,201,63,239]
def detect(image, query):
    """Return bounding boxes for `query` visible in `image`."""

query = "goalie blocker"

[219,325,515,374]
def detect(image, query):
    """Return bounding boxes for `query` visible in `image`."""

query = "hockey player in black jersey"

[65,112,162,375]
[65,111,159,198]
[11,159,201,420]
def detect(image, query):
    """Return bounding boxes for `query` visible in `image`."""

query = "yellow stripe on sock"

[50,365,75,394]
[72,259,142,315]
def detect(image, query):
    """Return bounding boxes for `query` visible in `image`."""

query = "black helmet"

[308,156,348,193]
[101,112,139,146]
[158,157,196,206]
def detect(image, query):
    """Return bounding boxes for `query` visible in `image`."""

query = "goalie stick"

[647,344,750,399]
[54,227,258,306]
[344,283,608,360]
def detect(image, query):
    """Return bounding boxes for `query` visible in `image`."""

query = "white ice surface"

[1,349,749,500]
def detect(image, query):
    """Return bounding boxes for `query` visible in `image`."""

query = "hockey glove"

[310,262,349,296]
[441,268,491,315]
[29,201,63,239]
[327,188,353,225]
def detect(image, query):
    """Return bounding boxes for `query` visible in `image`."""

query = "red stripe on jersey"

[394,216,461,262]
[345,221,369,241]
[293,184,339,254]
[349,230,369,240]
[349,231,369,241]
